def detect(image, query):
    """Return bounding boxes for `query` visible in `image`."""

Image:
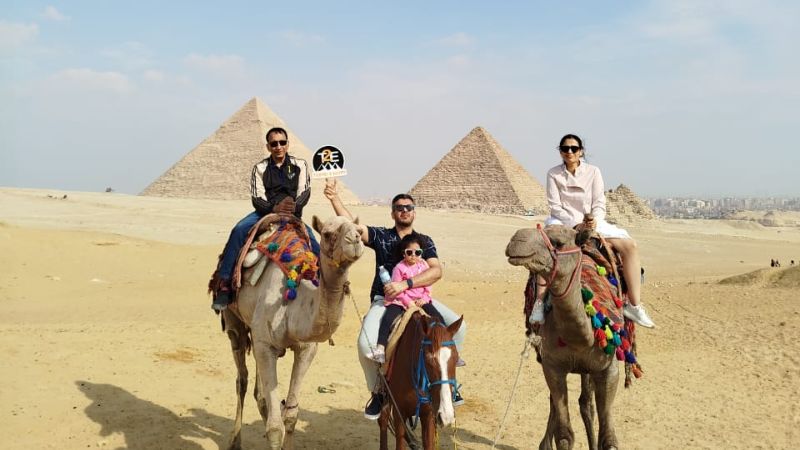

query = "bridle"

[411,321,459,427]
[535,223,582,300]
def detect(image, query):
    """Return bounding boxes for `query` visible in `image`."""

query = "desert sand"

[1,187,798,449]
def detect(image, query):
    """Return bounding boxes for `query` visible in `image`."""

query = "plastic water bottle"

[378,266,391,285]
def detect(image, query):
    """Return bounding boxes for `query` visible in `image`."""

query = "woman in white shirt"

[533,133,655,328]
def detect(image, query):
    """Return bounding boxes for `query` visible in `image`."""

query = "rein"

[535,224,582,300]
[411,321,459,428]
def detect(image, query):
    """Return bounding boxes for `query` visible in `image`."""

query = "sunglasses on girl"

[404,249,423,257]
[393,204,415,212]
[268,140,288,148]
[558,145,582,154]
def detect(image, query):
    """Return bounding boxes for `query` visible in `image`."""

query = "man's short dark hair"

[391,193,415,205]
[266,127,288,142]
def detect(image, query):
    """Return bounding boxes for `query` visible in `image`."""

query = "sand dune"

[1,187,798,449]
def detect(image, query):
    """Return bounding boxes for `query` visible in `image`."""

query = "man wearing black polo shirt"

[324,179,466,420]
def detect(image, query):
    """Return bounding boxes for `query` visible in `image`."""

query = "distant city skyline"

[2,1,798,199]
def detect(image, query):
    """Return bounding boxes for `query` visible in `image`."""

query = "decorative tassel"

[597,265,607,276]
[625,351,637,364]
[286,279,297,289]
[594,328,605,341]
[592,300,601,310]
[287,288,297,300]
[613,333,622,346]
[608,276,618,287]
[267,242,279,253]
[581,288,594,301]
[280,251,293,262]
[312,279,319,287]
[604,327,613,340]
[615,347,625,361]
[604,344,615,355]
[288,269,298,280]
[621,338,631,351]
[596,312,606,324]
[631,364,643,378]
[598,337,607,348]
[585,304,597,316]
[592,316,602,329]
[613,297,623,308]
[619,328,627,338]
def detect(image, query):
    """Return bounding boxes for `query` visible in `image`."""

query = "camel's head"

[505,225,577,274]
[312,215,365,269]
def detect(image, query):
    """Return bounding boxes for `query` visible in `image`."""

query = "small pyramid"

[409,127,548,215]
[605,184,657,225]
[141,97,359,204]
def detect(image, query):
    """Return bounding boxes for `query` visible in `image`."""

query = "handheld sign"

[311,145,347,178]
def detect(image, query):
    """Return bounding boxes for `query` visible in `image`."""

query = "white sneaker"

[367,345,386,363]
[529,298,545,325]
[623,303,656,328]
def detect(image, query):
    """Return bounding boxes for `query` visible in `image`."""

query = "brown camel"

[506,225,620,450]
[220,215,364,450]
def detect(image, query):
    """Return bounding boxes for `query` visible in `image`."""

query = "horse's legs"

[592,364,620,450]
[252,337,284,450]
[393,406,407,450]
[579,374,597,450]
[223,311,249,450]
[281,342,318,450]
[420,404,437,450]
[378,406,390,450]
[542,366,574,450]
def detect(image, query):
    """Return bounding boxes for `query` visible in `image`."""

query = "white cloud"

[278,30,325,47]
[142,69,164,82]
[101,41,153,70]
[42,6,70,22]
[50,68,132,93]
[0,21,39,51]
[435,32,474,47]
[183,53,245,78]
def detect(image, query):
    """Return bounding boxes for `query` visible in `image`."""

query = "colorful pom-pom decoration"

[286,279,297,289]
[608,276,618,287]
[592,316,602,328]
[312,279,320,287]
[267,242,279,253]
[280,251,293,262]
[615,347,625,361]
[613,297,623,308]
[286,288,297,300]
[585,304,597,316]
[581,288,594,301]
[597,266,607,276]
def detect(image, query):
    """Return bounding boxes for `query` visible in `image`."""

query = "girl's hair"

[395,234,425,260]
[559,133,584,148]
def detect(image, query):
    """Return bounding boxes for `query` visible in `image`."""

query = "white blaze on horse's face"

[436,346,455,426]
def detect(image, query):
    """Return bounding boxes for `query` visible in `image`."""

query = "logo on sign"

[312,146,347,178]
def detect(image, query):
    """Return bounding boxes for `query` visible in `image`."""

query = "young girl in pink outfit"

[369,235,445,363]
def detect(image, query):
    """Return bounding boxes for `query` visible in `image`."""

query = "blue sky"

[1,1,798,199]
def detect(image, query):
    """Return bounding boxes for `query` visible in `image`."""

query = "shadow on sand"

[76,380,517,449]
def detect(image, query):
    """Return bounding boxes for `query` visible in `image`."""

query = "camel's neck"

[548,254,594,347]
[291,259,349,343]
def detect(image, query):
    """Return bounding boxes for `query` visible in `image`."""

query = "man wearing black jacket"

[212,127,319,311]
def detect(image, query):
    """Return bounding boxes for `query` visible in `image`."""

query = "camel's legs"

[281,342,318,450]
[252,338,284,450]
[253,369,268,423]
[539,395,556,450]
[592,365,619,450]
[543,366,574,450]
[578,374,597,450]
[224,311,250,450]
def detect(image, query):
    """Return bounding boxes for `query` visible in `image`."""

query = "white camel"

[219,215,364,450]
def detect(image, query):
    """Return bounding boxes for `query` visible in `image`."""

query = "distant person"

[776,260,781,268]
[367,234,446,363]
[211,127,319,311]
[533,133,655,328]
[771,259,776,267]
[324,180,465,420]
[791,260,796,267]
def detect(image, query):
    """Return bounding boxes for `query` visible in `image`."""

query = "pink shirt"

[546,162,607,229]
[386,259,432,309]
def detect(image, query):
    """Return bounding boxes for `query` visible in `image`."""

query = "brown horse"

[378,312,463,450]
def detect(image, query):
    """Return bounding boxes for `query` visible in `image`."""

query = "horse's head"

[505,224,578,275]
[312,215,365,269]
[420,315,463,426]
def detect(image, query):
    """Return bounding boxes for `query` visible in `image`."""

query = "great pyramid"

[409,127,548,215]
[141,97,359,204]
[605,184,657,225]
